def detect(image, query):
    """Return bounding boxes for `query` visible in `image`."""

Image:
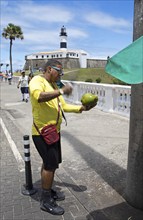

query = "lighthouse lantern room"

[60,25,67,50]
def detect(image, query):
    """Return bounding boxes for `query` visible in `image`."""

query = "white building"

[25,26,88,69]
[24,26,106,70]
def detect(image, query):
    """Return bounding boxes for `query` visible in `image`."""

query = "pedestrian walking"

[7,70,12,85]
[4,70,8,82]
[28,72,34,83]
[0,71,4,82]
[29,59,97,215]
[17,70,29,102]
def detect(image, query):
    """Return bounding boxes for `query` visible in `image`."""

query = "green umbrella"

[105,36,143,84]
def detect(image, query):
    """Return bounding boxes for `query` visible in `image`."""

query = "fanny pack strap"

[33,121,41,135]
[53,82,67,126]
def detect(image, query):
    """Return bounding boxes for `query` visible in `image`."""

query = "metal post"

[22,135,37,195]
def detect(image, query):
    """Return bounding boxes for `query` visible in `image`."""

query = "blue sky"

[1,0,134,71]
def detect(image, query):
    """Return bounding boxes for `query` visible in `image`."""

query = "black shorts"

[21,87,29,94]
[32,135,62,171]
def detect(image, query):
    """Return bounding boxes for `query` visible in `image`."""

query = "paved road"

[0,80,143,220]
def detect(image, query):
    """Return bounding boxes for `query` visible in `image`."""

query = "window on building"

[36,55,38,58]
[42,55,44,58]
[47,55,49,58]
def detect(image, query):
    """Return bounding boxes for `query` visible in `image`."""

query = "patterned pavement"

[0,81,143,220]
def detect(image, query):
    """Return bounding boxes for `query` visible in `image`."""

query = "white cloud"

[19,4,73,23]
[68,28,88,38]
[24,30,58,43]
[1,1,73,30]
[1,0,133,71]
[85,11,132,33]
[0,0,8,7]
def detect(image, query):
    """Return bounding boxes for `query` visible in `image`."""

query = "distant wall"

[60,58,80,69]
[24,57,107,70]
[24,58,80,70]
[87,59,107,68]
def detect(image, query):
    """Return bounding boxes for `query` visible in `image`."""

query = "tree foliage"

[2,23,24,74]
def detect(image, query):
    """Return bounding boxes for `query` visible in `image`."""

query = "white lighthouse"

[59,25,67,50]
[25,25,92,69]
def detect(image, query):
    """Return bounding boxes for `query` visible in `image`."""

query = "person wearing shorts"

[29,59,96,215]
[7,70,12,85]
[32,135,62,172]
[17,70,29,102]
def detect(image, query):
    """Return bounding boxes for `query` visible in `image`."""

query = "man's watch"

[59,89,64,95]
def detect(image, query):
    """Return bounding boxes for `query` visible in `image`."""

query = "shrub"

[85,78,93,82]
[96,77,101,83]
[113,78,128,85]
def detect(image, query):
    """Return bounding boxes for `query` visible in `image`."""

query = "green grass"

[14,68,128,85]
[14,70,41,76]
[62,68,128,85]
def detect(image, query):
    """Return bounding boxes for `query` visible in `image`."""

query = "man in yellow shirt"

[29,59,96,215]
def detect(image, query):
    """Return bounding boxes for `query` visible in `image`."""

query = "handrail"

[62,80,131,118]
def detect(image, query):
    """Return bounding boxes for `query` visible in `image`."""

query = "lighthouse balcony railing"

[62,80,131,118]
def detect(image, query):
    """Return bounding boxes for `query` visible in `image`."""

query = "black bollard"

[22,135,37,195]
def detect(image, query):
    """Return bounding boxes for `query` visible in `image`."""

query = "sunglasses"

[51,66,64,76]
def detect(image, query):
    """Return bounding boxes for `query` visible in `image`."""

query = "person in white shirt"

[7,70,12,85]
[17,70,29,102]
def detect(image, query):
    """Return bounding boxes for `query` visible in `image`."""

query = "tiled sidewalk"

[0,109,92,220]
[0,81,143,220]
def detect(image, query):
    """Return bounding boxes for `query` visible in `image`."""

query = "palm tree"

[2,23,24,74]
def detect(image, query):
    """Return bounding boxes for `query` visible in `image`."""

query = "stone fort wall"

[87,59,107,68]
[24,57,107,70]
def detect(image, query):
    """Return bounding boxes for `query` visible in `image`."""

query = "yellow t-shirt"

[29,75,81,135]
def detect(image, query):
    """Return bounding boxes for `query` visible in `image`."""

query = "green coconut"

[81,93,98,106]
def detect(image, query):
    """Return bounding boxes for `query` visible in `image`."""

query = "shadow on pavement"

[54,180,87,192]
[62,130,126,197]
[30,179,87,202]
[86,202,143,220]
